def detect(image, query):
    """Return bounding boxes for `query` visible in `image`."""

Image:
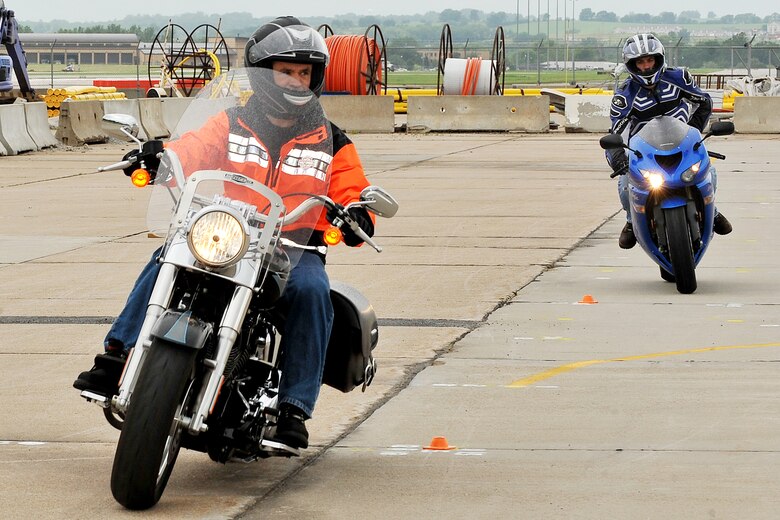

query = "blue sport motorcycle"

[600,116,735,294]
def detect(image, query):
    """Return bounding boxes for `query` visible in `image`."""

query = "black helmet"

[623,33,666,88]
[244,17,329,117]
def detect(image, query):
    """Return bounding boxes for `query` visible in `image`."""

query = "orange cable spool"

[324,34,384,95]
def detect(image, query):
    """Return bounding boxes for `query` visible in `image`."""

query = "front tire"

[110,339,197,510]
[665,206,697,294]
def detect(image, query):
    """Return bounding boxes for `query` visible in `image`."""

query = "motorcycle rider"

[607,33,732,249]
[73,16,375,450]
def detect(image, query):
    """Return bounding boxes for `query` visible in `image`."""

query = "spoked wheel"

[436,24,453,95]
[489,26,506,95]
[147,23,192,97]
[363,24,388,95]
[110,339,198,510]
[181,24,230,95]
[665,206,697,294]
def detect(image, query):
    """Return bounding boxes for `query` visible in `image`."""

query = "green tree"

[621,13,653,23]
[594,11,618,22]
[678,11,701,23]
[579,8,594,21]
[440,9,463,23]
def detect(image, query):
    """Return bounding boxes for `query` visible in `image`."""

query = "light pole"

[516,0,520,36]
[571,0,576,43]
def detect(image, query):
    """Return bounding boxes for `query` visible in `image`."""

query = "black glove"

[326,205,374,247]
[607,147,629,178]
[122,140,163,177]
[609,164,628,178]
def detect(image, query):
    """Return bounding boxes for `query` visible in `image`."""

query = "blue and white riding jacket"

[609,67,712,136]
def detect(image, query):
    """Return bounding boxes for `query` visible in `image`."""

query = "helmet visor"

[246,25,329,67]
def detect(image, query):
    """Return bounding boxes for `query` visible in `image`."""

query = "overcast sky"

[19,1,779,23]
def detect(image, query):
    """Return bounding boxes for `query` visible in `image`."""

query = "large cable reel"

[147,22,230,97]
[318,24,387,95]
[437,25,506,96]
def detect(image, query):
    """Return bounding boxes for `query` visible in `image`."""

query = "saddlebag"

[323,281,379,393]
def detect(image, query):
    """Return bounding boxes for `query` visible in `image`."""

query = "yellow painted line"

[506,342,780,388]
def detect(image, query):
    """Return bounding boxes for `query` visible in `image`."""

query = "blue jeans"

[105,248,333,418]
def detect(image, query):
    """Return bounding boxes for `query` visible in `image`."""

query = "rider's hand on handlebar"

[122,140,163,177]
[610,165,628,179]
[326,204,375,247]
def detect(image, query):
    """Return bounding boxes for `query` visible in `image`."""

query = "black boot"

[619,222,636,249]
[73,350,127,397]
[272,403,309,449]
[713,212,733,235]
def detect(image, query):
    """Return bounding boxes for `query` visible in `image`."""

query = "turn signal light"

[323,226,343,246]
[131,168,151,188]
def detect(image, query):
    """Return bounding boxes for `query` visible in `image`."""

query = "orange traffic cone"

[578,294,598,304]
[424,436,456,450]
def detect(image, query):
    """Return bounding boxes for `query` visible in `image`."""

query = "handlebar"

[708,151,726,160]
[285,195,382,252]
[97,159,134,173]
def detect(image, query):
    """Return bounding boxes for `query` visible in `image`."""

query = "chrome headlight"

[681,161,704,183]
[187,207,249,268]
[640,169,665,190]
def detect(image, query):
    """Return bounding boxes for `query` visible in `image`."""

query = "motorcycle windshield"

[147,68,333,270]
[632,116,695,151]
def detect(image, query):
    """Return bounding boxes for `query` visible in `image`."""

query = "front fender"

[151,310,213,350]
[656,195,688,209]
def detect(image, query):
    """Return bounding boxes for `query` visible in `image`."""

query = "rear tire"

[665,206,697,294]
[659,266,675,283]
[110,339,197,510]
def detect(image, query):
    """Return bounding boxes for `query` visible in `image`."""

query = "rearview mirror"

[360,186,398,218]
[709,121,735,136]
[599,134,625,150]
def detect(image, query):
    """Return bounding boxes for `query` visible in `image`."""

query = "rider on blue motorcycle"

[606,33,732,249]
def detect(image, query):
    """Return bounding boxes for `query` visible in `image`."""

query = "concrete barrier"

[102,99,148,141]
[564,95,612,133]
[734,97,780,133]
[137,98,171,139]
[320,95,395,133]
[159,97,194,137]
[24,102,58,149]
[407,95,549,132]
[0,102,38,155]
[55,100,109,146]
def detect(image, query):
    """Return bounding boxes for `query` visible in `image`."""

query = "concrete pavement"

[0,131,778,519]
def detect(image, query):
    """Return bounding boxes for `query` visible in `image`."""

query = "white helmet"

[623,34,666,88]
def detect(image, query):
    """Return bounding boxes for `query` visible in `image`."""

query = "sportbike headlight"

[640,169,665,190]
[187,207,249,268]
[681,161,704,183]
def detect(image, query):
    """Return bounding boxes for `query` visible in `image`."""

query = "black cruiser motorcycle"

[77,68,398,510]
